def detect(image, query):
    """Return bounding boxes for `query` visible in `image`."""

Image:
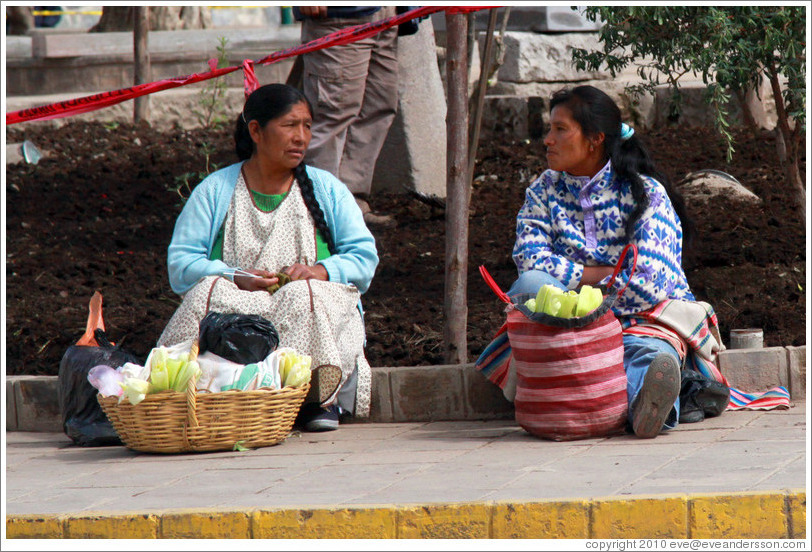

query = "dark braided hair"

[233,83,335,254]
[549,86,694,251]
[294,162,335,254]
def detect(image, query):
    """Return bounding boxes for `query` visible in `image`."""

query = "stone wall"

[476,31,779,142]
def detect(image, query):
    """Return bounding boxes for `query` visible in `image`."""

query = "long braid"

[295,163,335,254]
[612,137,651,242]
[613,133,692,250]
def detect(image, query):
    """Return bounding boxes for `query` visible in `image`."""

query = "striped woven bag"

[479,244,638,441]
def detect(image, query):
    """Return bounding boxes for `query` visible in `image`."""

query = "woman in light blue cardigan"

[161,84,379,432]
[167,161,379,297]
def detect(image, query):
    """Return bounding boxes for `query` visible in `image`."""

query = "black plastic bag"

[198,312,279,365]
[679,368,730,424]
[58,328,138,446]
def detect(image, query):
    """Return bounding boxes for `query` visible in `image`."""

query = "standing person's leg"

[7,6,34,35]
[301,18,372,178]
[623,334,681,438]
[339,6,399,198]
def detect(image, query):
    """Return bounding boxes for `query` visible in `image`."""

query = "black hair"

[549,85,693,250]
[234,83,334,254]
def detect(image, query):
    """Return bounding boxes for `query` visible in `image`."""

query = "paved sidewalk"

[4,403,808,540]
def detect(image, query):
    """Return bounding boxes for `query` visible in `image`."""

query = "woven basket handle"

[606,243,638,298]
[185,341,200,429]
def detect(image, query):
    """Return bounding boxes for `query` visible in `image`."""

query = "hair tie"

[620,123,635,141]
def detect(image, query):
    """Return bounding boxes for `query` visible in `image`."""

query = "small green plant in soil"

[193,36,230,130]
[167,141,220,204]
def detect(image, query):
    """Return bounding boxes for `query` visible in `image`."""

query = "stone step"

[6,345,806,432]
[6,28,300,96]
[28,27,300,59]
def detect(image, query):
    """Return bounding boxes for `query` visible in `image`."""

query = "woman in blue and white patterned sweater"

[510,85,696,438]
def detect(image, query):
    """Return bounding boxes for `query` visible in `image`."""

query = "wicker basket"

[97,344,309,453]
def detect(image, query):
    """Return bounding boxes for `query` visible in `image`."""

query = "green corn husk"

[148,348,171,392]
[170,359,201,392]
[529,283,603,318]
[279,350,312,388]
[575,285,603,317]
[266,272,292,295]
[165,355,188,390]
[557,290,579,318]
[534,284,563,316]
[285,363,312,388]
[120,377,150,405]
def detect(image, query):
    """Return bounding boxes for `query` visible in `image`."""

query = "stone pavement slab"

[4,404,808,540]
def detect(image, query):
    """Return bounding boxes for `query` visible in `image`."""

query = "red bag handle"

[607,243,638,297]
[479,265,511,304]
[480,244,639,304]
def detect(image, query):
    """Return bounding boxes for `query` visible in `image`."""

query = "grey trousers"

[301,6,399,197]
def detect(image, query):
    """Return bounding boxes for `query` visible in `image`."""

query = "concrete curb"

[5,346,806,432]
[6,363,514,433]
[6,490,806,539]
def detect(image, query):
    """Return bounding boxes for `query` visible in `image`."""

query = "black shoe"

[363,211,396,227]
[355,196,395,227]
[300,405,340,432]
[631,354,681,438]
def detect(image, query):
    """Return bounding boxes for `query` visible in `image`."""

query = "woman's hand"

[283,263,329,282]
[233,268,278,292]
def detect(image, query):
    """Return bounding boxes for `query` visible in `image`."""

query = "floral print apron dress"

[158,173,371,417]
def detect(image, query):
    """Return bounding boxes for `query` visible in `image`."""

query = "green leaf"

[568,5,804,185]
[233,441,250,452]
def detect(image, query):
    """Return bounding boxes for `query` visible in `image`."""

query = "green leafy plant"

[570,6,806,208]
[167,142,220,204]
[193,36,230,130]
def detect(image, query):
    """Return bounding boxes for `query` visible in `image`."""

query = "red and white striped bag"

[480,245,637,441]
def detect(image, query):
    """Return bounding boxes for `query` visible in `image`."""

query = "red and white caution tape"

[7,6,494,126]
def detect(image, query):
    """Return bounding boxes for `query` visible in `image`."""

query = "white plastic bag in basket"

[196,351,281,393]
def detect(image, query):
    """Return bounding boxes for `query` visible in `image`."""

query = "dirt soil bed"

[5,122,806,375]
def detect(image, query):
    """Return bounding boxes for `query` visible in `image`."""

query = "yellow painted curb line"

[6,490,806,539]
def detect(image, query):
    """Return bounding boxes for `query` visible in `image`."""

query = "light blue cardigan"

[167,162,379,296]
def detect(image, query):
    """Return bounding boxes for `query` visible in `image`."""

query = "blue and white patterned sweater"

[512,161,695,317]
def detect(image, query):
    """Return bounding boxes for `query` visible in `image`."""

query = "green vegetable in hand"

[267,272,292,295]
